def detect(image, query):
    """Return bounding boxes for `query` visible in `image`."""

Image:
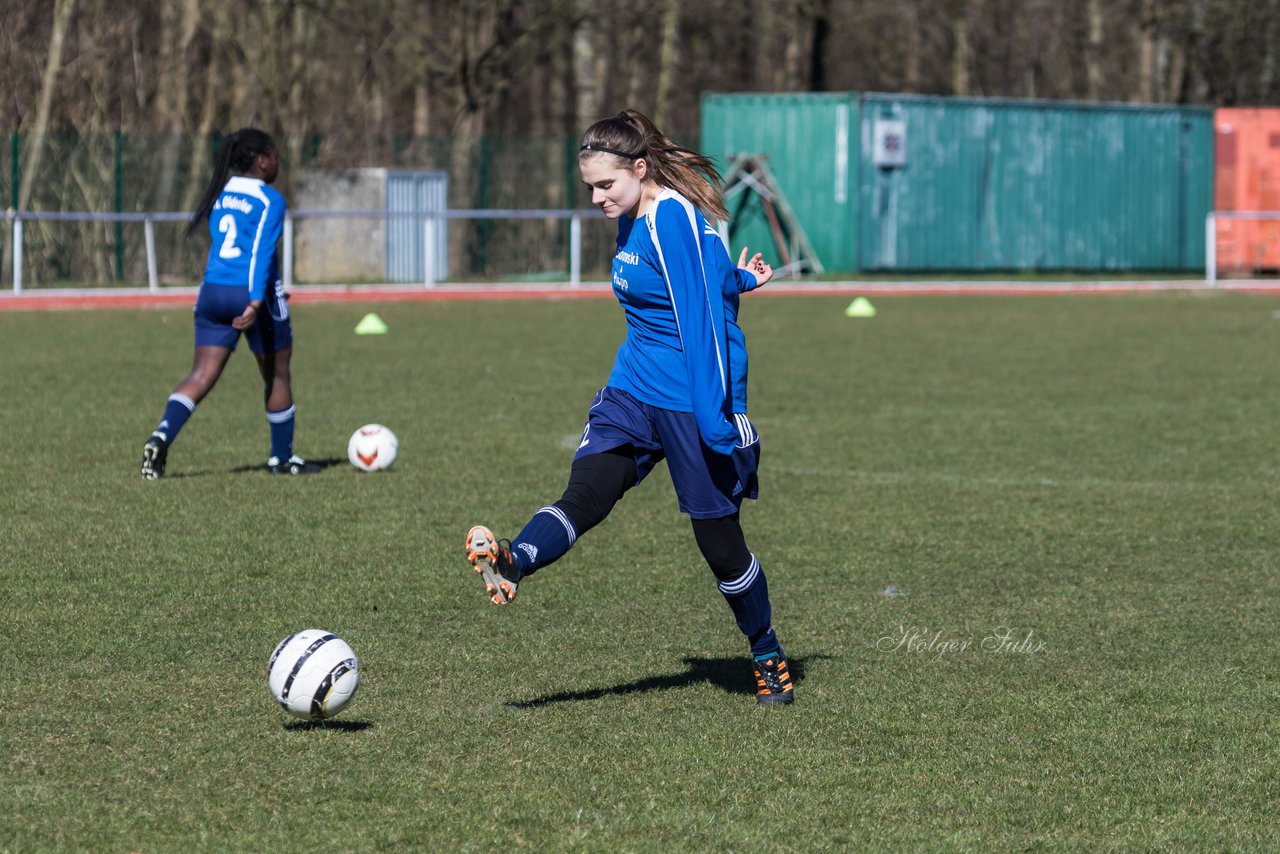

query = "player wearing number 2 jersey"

[140,127,315,479]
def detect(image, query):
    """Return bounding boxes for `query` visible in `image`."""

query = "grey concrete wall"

[292,169,385,283]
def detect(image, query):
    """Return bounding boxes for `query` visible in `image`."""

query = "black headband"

[579,143,644,159]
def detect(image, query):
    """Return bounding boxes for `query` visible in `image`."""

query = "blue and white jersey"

[202,175,286,302]
[606,188,761,455]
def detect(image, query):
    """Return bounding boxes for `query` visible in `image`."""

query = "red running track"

[2,280,1278,311]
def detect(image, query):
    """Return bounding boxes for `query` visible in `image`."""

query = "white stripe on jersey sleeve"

[646,190,728,396]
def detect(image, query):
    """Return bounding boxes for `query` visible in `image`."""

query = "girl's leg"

[691,514,788,701]
[173,345,235,405]
[691,513,793,704]
[255,347,296,463]
[162,344,234,440]
[255,346,293,411]
[513,447,638,577]
[690,513,781,657]
[465,448,638,605]
[142,346,233,479]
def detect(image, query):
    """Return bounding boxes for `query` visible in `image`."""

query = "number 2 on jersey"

[217,214,242,259]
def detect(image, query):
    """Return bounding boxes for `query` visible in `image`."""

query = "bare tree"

[951,0,974,96]
[572,0,605,130]
[17,0,77,213]
[654,0,680,126]
[4,0,1280,240]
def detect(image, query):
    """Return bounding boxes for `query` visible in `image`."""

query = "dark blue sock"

[153,394,196,444]
[718,555,781,657]
[266,404,295,460]
[510,506,577,576]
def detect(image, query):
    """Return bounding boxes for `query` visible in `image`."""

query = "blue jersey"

[202,176,286,302]
[606,189,761,455]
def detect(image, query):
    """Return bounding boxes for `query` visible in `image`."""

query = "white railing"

[1204,210,1280,285]
[3,208,600,293]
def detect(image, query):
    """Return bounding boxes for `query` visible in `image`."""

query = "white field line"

[769,464,1263,494]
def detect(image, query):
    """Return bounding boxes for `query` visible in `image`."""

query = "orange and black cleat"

[465,525,521,605]
[753,652,795,705]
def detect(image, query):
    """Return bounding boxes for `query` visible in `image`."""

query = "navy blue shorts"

[193,282,292,354]
[573,387,761,519]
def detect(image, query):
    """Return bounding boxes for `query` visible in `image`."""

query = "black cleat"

[268,454,321,475]
[141,437,168,480]
[753,652,795,705]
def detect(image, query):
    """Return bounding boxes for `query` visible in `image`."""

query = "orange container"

[1214,108,1280,272]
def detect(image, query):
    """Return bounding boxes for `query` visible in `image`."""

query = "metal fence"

[1204,210,1280,284]
[1,131,616,287]
[2,207,610,292]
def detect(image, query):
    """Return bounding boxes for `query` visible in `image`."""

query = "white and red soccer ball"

[347,424,398,472]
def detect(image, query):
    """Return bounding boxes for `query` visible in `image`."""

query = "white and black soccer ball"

[268,629,360,720]
[348,424,398,472]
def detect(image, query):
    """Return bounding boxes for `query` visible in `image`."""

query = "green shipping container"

[701,92,1214,273]
[700,93,860,271]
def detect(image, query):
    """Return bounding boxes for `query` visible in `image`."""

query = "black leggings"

[553,447,753,581]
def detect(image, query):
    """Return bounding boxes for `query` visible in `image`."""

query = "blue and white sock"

[152,393,196,444]
[718,555,780,657]
[510,506,578,577]
[266,404,295,461]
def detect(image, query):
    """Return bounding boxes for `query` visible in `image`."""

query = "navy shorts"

[193,282,292,354]
[573,387,761,519]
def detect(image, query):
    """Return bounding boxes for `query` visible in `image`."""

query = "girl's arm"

[248,194,286,302]
[648,199,739,454]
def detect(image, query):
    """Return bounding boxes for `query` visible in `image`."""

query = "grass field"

[2,291,1278,851]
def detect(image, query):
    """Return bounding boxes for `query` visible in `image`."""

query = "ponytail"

[186,128,277,238]
[578,109,728,224]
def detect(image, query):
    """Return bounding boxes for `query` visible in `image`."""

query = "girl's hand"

[232,302,260,331]
[737,247,773,288]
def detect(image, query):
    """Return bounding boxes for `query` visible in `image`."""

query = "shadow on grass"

[282,719,373,732]
[507,654,826,709]
[167,456,346,479]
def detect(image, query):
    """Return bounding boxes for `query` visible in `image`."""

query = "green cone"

[845,297,877,318]
[354,313,388,335]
